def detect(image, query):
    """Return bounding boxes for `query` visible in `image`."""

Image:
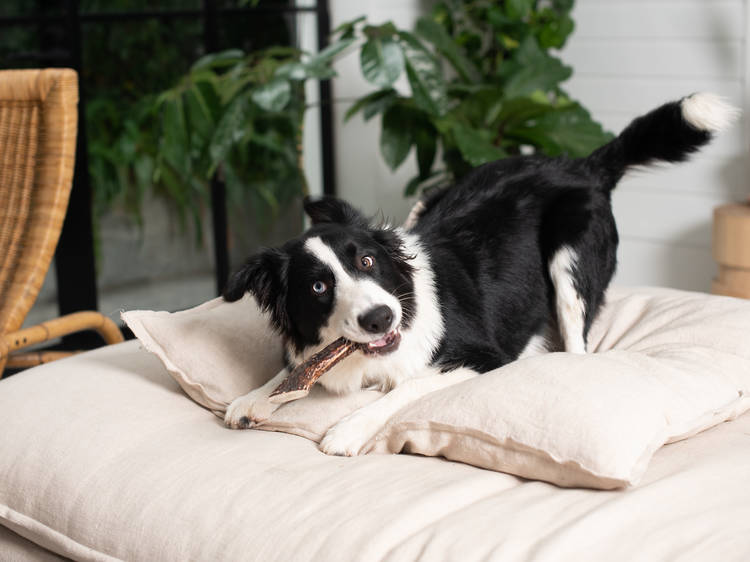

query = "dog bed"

[1,310,750,559]
[121,286,750,489]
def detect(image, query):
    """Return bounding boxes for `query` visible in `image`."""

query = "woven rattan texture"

[0,69,78,336]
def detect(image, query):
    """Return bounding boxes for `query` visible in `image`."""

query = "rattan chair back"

[0,69,78,337]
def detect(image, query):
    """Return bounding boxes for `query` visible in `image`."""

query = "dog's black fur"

[225,95,725,376]
[407,99,715,371]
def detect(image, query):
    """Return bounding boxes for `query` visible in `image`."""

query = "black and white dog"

[223,93,736,455]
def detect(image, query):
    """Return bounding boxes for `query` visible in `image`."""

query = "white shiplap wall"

[323,0,749,291]
[560,0,748,290]
[328,0,425,224]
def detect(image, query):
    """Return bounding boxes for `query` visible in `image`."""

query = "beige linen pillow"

[122,287,750,488]
[122,295,383,440]
[122,294,284,414]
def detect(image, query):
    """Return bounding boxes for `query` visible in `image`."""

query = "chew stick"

[268,337,362,404]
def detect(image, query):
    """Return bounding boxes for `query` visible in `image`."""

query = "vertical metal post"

[55,0,100,347]
[316,0,336,197]
[203,0,230,295]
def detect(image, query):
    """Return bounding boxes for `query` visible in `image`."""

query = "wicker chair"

[0,68,123,377]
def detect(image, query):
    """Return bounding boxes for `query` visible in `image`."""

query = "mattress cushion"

[123,287,750,488]
[1,340,750,560]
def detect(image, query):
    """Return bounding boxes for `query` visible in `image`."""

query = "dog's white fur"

[225,227,595,454]
[224,231,464,453]
[549,246,587,354]
[225,92,739,456]
[294,231,446,395]
[681,93,739,132]
[305,236,403,348]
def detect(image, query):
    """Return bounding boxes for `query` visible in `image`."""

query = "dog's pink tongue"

[368,330,397,349]
[368,336,389,348]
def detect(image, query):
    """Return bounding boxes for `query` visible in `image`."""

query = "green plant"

[340,0,613,196]
[94,39,352,239]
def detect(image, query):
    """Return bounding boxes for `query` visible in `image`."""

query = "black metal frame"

[0,0,337,327]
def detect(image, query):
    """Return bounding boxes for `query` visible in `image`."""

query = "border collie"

[223,93,736,456]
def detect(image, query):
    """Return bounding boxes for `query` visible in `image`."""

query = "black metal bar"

[209,175,229,295]
[316,0,336,197]
[203,0,230,295]
[54,0,100,349]
[0,6,318,26]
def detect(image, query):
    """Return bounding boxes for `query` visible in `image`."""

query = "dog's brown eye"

[311,281,328,295]
[359,255,375,270]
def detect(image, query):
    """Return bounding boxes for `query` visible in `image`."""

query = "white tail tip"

[681,93,740,132]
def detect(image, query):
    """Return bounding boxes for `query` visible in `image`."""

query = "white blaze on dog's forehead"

[304,236,350,283]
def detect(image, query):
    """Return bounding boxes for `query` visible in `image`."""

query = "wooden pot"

[712,203,750,298]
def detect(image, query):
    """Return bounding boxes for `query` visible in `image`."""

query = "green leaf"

[307,37,355,66]
[251,78,291,112]
[334,15,366,40]
[194,80,222,122]
[506,104,614,157]
[208,93,251,176]
[415,17,480,83]
[403,169,447,197]
[404,175,422,197]
[452,124,506,167]
[502,36,572,99]
[360,37,405,87]
[414,118,437,178]
[275,62,307,80]
[505,0,534,19]
[380,104,414,170]
[161,96,190,174]
[495,96,557,128]
[344,88,397,122]
[192,49,245,71]
[537,12,575,49]
[399,31,449,116]
[184,87,214,144]
[455,86,506,128]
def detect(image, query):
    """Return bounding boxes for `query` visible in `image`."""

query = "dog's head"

[224,197,415,356]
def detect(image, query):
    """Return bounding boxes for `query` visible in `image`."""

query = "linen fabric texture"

[122,287,750,489]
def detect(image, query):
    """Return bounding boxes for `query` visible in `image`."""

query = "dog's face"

[224,197,415,356]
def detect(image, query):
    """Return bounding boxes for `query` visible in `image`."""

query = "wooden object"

[712,203,750,299]
[269,337,362,404]
[0,69,124,377]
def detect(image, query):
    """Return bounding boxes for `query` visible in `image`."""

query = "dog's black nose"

[358,305,393,334]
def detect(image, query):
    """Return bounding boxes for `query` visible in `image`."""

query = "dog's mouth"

[362,329,401,356]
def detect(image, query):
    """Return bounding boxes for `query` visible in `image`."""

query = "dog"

[222,93,736,456]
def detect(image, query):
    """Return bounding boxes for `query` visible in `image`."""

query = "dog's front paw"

[224,391,279,429]
[319,412,376,456]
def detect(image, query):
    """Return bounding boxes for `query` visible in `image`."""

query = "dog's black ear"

[223,248,291,333]
[304,195,367,227]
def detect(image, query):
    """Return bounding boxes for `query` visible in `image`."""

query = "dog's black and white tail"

[588,93,739,186]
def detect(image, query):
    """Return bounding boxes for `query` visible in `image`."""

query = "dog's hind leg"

[548,246,587,354]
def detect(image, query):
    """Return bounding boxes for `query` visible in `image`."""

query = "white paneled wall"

[328,0,425,224]
[320,0,749,291]
[561,0,748,290]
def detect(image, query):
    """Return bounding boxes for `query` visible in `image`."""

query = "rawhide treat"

[268,337,362,404]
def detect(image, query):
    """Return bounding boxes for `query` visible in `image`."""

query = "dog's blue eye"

[311,281,328,295]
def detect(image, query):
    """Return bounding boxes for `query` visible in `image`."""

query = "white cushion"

[122,287,750,488]
[2,340,750,559]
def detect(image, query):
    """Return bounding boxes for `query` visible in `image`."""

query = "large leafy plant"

[341,0,613,195]
[90,39,352,239]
